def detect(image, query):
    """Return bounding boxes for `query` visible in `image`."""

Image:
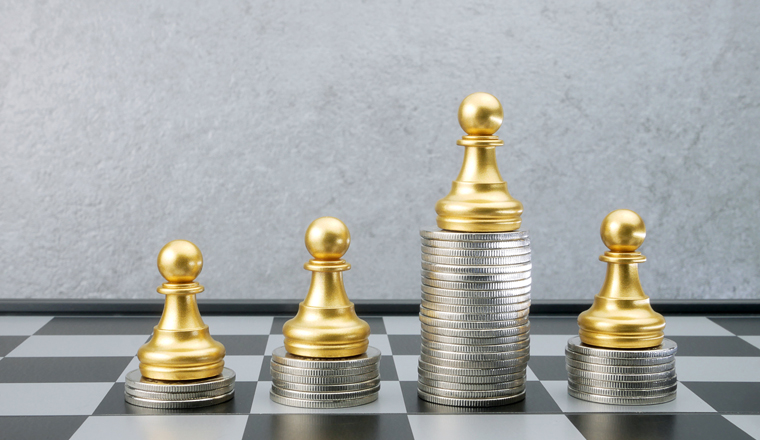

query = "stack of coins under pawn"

[417,93,531,407]
[566,210,678,405]
[270,217,381,408]
[126,240,236,409]
[125,368,236,409]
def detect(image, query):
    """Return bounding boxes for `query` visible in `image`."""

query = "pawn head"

[305,217,350,260]
[458,92,504,136]
[157,240,203,283]
[600,209,646,253]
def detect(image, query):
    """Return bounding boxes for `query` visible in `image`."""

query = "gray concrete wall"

[1,0,758,301]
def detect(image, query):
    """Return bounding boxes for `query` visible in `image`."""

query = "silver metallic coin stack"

[417,227,532,407]
[124,368,236,409]
[269,346,381,408]
[565,336,678,405]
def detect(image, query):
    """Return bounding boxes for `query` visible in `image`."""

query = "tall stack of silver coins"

[124,368,236,409]
[269,347,381,408]
[417,228,531,407]
[565,336,678,405]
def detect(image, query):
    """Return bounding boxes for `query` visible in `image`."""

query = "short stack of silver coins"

[417,227,531,407]
[565,336,678,405]
[124,368,236,409]
[269,346,381,408]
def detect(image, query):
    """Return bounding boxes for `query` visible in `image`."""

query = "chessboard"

[1,313,759,440]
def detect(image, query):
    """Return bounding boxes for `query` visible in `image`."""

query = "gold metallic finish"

[283,217,371,358]
[138,240,226,381]
[435,93,523,232]
[578,210,666,349]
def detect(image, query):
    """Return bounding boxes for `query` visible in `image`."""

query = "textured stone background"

[1,1,758,301]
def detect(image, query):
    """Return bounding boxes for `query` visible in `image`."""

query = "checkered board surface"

[1,314,759,440]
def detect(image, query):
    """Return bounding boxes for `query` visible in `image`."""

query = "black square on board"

[259,356,273,381]
[710,318,760,336]
[35,317,157,335]
[0,416,87,440]
[528,317,579,334]
[669,336,760,357]
[242,414,415,440]
[214,335,268,356]
[388,335,421,356]
[378,356,398,381]
[0,336,28,357]
[528,356,568,380]
[682,382,760,414]
[567,413,754,440]
[0,357,132,383]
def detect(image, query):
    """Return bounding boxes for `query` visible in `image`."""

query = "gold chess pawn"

[283,217,370,358]
[435,92,524,232]
[578,210,666,349]
[137,240,226,380]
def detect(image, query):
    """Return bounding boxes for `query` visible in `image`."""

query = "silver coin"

[420,306,530,322]
[124,368,236,393]
[269,390,378,408]
[421,238,530,250]
[566,336,678,359]
[421,253,531,266]
[422,261,533,275]
[422,338,530,353]
[125,384,234,401]
[421,329,529,346]
[421,345,530,361]
[125,389,234,409]
[417,388,526,407]
[419,315,530,330]
[421,270,531,283]
[418,358,527,376]
[420,352,529,369]
[271,346,381,369]
[421,322,530,338]
[417,367,525,384]
[271,383,381,401]
[565,365,677,382]
[272,376,381,393]
[270,370,380,385]
[421,292,531,306]
[568,374,678,390]
[418,376,526,391]
[270,361,378,377]
[420,228,529,242]
[421,299,531,314]
[568,382,678,398]
[421,246,531,258]
[565,350,674,367]
[567,388,676,405]
[418,382,526,399]
[422,277,532,291]
[421,284,532,298]
[566,358,675,374]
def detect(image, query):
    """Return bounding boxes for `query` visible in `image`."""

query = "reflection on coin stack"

[417,228,531,407]
[270,217,381,408]
[566,209,677,405]
[417,92,530,407]
[125,240,235,409]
